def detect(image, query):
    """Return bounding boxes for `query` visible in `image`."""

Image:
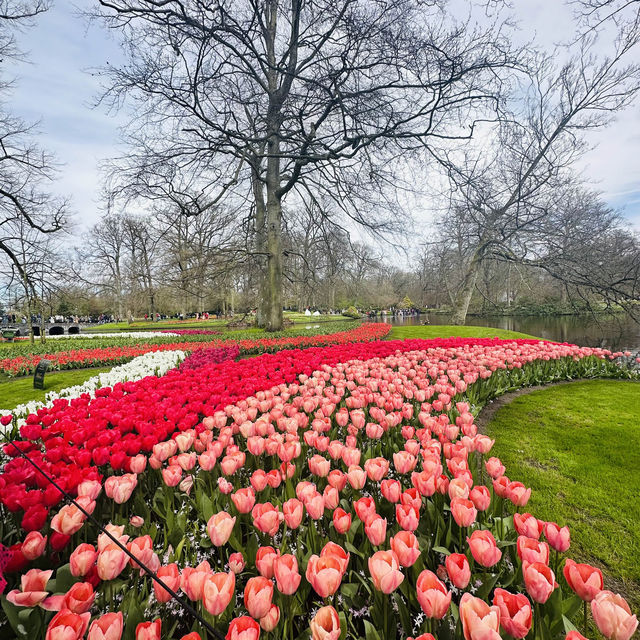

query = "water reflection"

[365,312,640,350]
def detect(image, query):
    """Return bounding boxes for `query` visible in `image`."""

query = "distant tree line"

[0,0,640,329]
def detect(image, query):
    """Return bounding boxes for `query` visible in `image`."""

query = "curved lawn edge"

[479,378,640,611]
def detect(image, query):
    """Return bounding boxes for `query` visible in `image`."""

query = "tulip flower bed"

[0,322,386,377]
[162,330,222,336]
[179,346,241,371]
[0,337,637,640]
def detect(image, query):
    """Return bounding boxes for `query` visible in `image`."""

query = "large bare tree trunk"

[263,193,283,331]
[39,299,46,344]
[451,248,484,325]
[252,169,269,328]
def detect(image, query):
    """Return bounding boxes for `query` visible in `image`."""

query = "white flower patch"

[1,349,186,429]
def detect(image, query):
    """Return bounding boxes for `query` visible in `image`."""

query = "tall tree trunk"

[257,125,283,331]
[39,299,46,344]
[451,248,484,325]
[264,195,283,331]
[252,168,269,328]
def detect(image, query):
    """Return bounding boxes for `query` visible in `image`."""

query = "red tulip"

[136,619,161,640]
[563,558,603,602]
[46,611,91,640]
[226,616,260,640]
[493,588,532,638]
[445,553,471,589]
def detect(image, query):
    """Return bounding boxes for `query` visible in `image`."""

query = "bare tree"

[79,215,129,320]
[122,214,160,320]
[428,39,640,324]
[0,1,69,311]
[572,0,640,35]
[93,0,515,330]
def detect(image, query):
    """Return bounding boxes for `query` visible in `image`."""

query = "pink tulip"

[310,606,341,640]
[544,522,570,553]
[21,531,47,561]
[51,504,86,536]
[306,554,344,598]
[203,571,235,616]
[226,616,260,640]
[135,619,161,640]
[104,474,138,504]
[87,612,124,640]
[451,497,477,527]
[244,576,273,619]
[260,604,280,632]
[305,492,325,520]
[365,515,387,546]
[390,531,420,567]
[332,508,352,534]
[129,455,147,474]
[231,488,256,514]
[228,553,245,575]
[591,591,638,640]
[346,465,366,490]
[381,478,402,503]
[485,457,506,479]
[58,582,95,614]
[251,502,280,536]
[6,568,53,607]
[469,485,491,511]
[368,550,404,594]
[161,465,182,487]
[282,498,304,529]
[506,481,531,507]
[467,529,502,567]
[459,593,501,640]
[513,513,543,539]
[523,561,557,604]
[97,544,128,581]
[153,563,180,603]
[70,543,97,577]
[396,504,419,531]
[517,536,550,565]
[181,561,211,600]
[255,546,279,579]
[416,570,452,619]
[274,554,301,595]
[207,512,236,546]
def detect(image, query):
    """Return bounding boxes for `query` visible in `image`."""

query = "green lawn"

[487,380,640,609]
[389,324,539,340]
[0,367,112,409]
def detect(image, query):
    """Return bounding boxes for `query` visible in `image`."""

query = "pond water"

[365,312,640,351]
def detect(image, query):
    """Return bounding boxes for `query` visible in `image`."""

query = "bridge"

[2,322,93,337]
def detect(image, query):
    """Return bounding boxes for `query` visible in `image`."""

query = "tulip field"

[0,328,638,640]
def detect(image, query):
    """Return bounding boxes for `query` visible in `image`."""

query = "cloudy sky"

[10,0,640,235]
